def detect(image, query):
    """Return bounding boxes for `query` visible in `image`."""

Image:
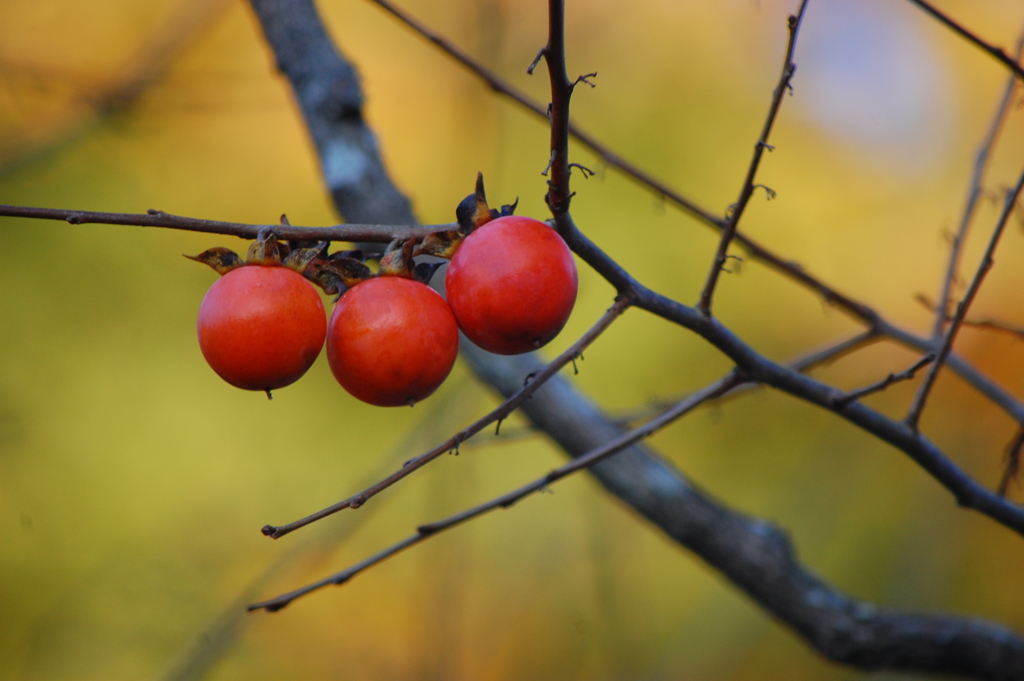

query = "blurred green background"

[2,0,1024,679]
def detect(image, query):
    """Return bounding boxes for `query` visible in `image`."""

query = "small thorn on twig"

[265,389,273,400]
[147,208,164,215]
[569,162,595,178]
[541,150,556,177]
[832,353,936,408]
[757,141,775,152]
[279,214,291,225]
[571,357,579,374]
[527,46,548,75]
[571,72,598,90]
[495,418,504,436]
[753,184,777,200]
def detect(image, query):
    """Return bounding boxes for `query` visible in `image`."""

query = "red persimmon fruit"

[445,215,578,355]
[197,265,327,392]
[327,276,459,407]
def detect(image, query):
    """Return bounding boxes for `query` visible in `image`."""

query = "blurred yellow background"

[2,0,1024,679]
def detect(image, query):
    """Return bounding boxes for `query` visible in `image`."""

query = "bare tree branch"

[539,0,574,216]
[8,0,1021,545]
[697,1,807,316]
[260,297,631,539]
[932,33,1024,340]
[248,0,415,226]
[906,167,1024,430]
[237,0,1024,677]
[832,354,936,408]
[999,428,1024,499]
[917,294,1024,341]
[906,0,1024,82]
[249,371,746,612]
[614,329,882,426]
[0,204,449,242]
[552,211,1024,537]
[360,0,1024,437]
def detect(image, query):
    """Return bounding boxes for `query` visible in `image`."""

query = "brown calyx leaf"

[304,261,342,295]
[379,238,417,278]
[414,261,445,285]
[246,227,281,265]
[323,258,374,288]
[455,172,493,234]
[413,230,464,259]
[283,241,328,273]
[497,197,519,217]
[184,247,245,275]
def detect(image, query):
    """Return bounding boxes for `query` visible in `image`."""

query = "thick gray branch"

[249,0,414,225]
[244,0,1024,677]
[464,346,1024,680]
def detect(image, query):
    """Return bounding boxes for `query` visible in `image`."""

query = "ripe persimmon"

[445,215,577,355]
[197,265,326,394]
[326,276,459,407]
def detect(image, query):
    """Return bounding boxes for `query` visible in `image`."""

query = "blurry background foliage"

[2,0,1024,679]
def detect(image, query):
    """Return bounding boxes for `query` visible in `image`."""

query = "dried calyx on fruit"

[324,235,460,408]
[185,171,575,404]
[423,173,578,356]
[187,222,458,407]
[186,227,328,398]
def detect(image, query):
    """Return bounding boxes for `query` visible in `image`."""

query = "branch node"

[569,162,595,178]
[571,72,597,90]
[527,46,548,75]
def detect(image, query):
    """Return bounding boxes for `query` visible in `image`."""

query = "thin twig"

[831,354,936,408]
[906,0,1024,82]
[916,293,1024,340]
[906,166,1024,430]
[541,0,573,216]
[260,297,632,539]
[615,329,882,425]
[696,0,807,316]
[361,0,1024,434]
[999,427,1024,498]
[932,31,1024,340]
[554,212,1024,538]
[0,204,451,243]
[249,371,746,612]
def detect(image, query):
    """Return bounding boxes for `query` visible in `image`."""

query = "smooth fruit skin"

[197,265,327,391]
[446,215,578,355]
[327,277,459,407]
